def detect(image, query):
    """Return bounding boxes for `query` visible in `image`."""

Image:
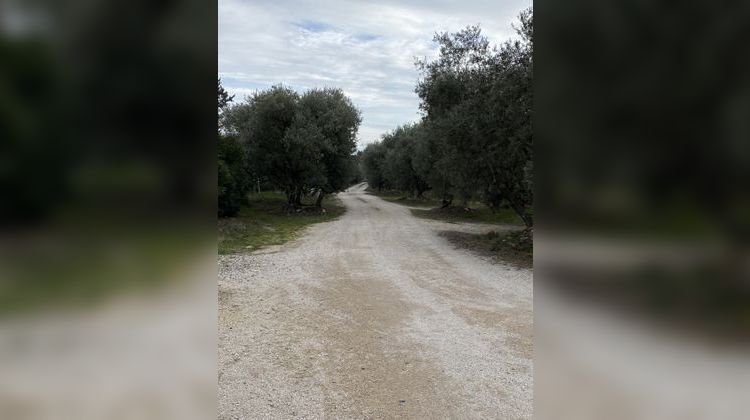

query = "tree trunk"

[294,185,302,208]
[506,195,533,227]
[441,193,453,209]
[286,185,303,210]
[286,186,294,208]
[416,183,427,199]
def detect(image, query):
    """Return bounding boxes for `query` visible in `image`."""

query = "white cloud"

[219,0,531,148]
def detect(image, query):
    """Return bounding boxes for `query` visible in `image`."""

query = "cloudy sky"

[219,0,531,148]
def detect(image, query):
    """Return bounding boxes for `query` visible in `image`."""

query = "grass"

[366,188,525,225]
[365,189,439,208]
[440,229,533,269]
[218,191,345,254]
[411,205,524,225]
[0,222,210,317]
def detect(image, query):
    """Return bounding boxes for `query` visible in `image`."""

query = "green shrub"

[218,135,251,217]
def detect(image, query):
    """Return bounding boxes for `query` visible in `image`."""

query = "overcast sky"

[219,0,531,148]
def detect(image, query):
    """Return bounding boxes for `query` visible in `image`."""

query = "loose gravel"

[218,183,533,419]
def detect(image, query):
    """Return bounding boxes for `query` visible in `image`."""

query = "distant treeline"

[362,9,533,227]
[218,82,361,216]
[218,8,532,223]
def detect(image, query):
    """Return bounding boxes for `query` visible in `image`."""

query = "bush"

[218,135,251,217]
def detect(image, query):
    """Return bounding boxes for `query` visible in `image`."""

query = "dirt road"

[218,183,533,419]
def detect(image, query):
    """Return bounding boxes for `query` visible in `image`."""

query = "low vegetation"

[1,224,207,316]
[365,189,439,208]
[218,192,345,254]
[366,189,525,227]
[440,229,533,269]
[370,188,523,224]
[411,206,523,225]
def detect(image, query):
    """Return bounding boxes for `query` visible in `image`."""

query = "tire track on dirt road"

[218,182,533,419]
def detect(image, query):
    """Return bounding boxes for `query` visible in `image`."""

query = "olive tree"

[361,141,388,192]
[224,85,360,209]
[380,124,430,198]
[297,88,361,207]
[415,9,533,226]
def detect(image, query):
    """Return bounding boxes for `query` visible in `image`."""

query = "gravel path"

[218,183,533,419]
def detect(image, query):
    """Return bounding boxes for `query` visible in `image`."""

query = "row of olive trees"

[218,83,361,216]
[361,123,431,197]
[362,9,533,227]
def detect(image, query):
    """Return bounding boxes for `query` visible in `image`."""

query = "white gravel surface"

[218,183,533,419]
